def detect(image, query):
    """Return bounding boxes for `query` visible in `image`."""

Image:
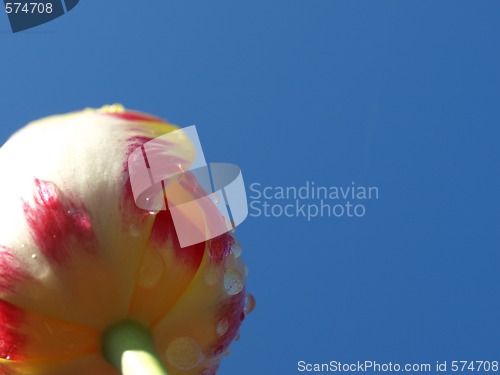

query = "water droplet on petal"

[67,208,78,215]
[232,242,242,258]
[216,319,228,336]
[138,249,164,288]
[210,192,220,205]
[68,208,92,231]
[204,266,221,286]
[99,104,125,113]
[244,293,255,314]
[5,356,10,360]
[214,345,224,355]
[129,225,140,237]
[223,268,244,295]
[166,337,203,371]
[31,254,37,260]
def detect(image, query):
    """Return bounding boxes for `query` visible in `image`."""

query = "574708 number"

[5,2,53,14]
[451,361,499,372]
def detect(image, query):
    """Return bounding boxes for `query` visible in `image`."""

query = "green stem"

[101,320,170,375]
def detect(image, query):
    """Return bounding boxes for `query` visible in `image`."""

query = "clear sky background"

[1,1,500,374]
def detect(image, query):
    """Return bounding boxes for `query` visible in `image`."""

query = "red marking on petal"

[122,135,155,175]
[36,179,58,207]
[211,290,246,356]
[102,111,164,123]
[121,134,209,269]
[141,146,151,168]
[208,233,235,264]
[23,179,97,266]
[120,177,150,222]
[0,247,29,294]
[150,210,205,269]
[0,299,26,360]
[126,136,152,158]
[120,136,155,222]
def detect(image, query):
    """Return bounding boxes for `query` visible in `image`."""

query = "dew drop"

[244,293,256,314]
[204,267,221,287]
[216,319,228,336]
[165,337,203,371]
[67,208,79,215]
[129,225,140,237]
[210,192,220,205]
[68,208,92,231]
[31,254,37,260]
[78,216,92,231]
[215,345,224,355]
[232,242,242,258]
[100,104,125,113]
[223,268,244,295]
[5,355,10,360]
[138,249,164,288]
[177,163,186,173]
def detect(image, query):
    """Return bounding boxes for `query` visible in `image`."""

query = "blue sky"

[1,1,500,374]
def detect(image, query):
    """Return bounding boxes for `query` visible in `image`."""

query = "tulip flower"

[0,105,254,375]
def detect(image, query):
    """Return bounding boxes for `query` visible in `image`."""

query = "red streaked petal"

[22,179,97,266]
[128,209,206,325]
[210,291,246,357]
[0,300,26,360]
[0,248,29,294]
[150,210,205,268]
[101,111,165,123]
[208,234,235,265]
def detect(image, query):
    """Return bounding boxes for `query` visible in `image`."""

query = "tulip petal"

[152,234,246,374]
[0,107,250,375]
